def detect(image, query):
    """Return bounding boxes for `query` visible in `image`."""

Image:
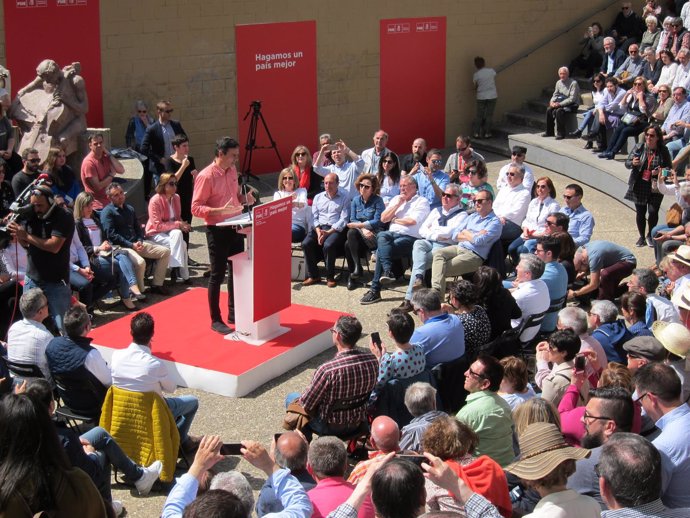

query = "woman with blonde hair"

[290,145,322,201]
[145,173,191,283]
[274,167,309,242]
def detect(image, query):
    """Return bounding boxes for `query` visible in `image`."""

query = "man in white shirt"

[314,140,364,199]
[111,312,200,451]
[361,129,390,174]
[496,146,534,190]
[360,175,430,305]
[628,268,680,326]
[664,245,690,308]
[400,183,466,311]
[509,254,550,343]
[493,163,531,254]
[7,287,54,385]
[672,48,690,90]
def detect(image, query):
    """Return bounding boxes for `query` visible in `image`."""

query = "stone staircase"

[472,77,662,212]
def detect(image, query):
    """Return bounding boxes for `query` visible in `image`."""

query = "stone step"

[506,109,547,130]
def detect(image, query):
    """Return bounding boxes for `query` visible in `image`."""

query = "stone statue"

[9,59,88,161]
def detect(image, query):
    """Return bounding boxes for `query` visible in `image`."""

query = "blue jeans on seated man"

[164,395,199,442]
[284,392,360,440]
[371,232,416,292]
[81,426,145,482]
[405,239,446,300]
[292,224,307,243]
[24,277,71,334]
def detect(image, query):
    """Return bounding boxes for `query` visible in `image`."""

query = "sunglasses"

[382,159,395,164]
[283,177,295,181]
[536,184,548,189]
[161,109,174,114]
[563,194,577,200]
[295,152,307,157]
[431,159,443,164]
[442,193,458,198]
[506,172,517,177]
[474,198,490,204]
[167,181,177,186]
[138,110,147,114]
[359,184,372,189]
[28,158,41,164]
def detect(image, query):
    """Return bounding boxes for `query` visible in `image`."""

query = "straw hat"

[505,422,590,480]
[669,245,690,268]
[652,321,690,359]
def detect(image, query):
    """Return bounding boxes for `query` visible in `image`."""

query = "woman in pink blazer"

[145,173,192,282]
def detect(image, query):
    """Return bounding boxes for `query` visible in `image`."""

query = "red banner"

[235,21,318,175]
[252,197,292,321]
[3,0,103,126]
[380,17,446,150]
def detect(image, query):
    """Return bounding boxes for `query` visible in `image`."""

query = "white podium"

[217,199,293,345]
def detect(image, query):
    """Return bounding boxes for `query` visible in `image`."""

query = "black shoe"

[568,130,582,138]
[555,135,565,140]
[228,310,235,325]
[360,289,382,305]
[584,141,593,150]
[187,258,200,267]
[132,292,147,301]
[203,268,211,278]
[150,285,170,296]
[170,268,178,283]
[380,271,396,285]
[351,265,363,280]
[211,321,232,334]
[398,300,414,312]
[635,236,645,247]
[646,235,654,248]
[347,277,359,291]
[541,132,553,137]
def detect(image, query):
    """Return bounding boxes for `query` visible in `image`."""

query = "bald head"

[371,416,400,452]
[275,431,309,472]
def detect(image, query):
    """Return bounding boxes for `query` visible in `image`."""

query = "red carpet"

[89,288,345,376]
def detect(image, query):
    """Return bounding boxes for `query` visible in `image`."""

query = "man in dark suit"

[140,100,186,198]
[600,37,626,78]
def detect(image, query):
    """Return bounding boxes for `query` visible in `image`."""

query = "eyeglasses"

[474,198,490,204]
[563,194,575,200]
[382,159,395,164]
[633,391,652,403]
[511,152,525,157]
[506,172,517,177]
[659,89,670,93]
[161,109,174,114]
[467,368,486,380]
[535,247,546,253]
[536,184,548,189]
[359,184,372,190]
[622,6,630,9]
[283,176,295,182]
[167,181,177,186]
[468,169,481,176]
[138,110,147,114]
[295,152,307,157]
[28,158,41,163]
[634,81,644,85]
[583,411,613,422]
[546,220,557,226]
[431,159,443,165]
[442,192,458,198]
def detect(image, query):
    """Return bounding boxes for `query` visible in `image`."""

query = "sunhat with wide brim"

[652,321,690,359]
[669,245,690,268]
[505,422,590,480]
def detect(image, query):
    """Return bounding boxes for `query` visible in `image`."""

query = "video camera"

[0,174,54,249]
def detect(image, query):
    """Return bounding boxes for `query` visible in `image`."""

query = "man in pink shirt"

[191,137,254,335]
[80,133,125,209]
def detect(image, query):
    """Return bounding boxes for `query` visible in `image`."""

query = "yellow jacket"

[100,386,180,482]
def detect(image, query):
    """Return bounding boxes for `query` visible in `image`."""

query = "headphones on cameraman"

[31,184,59,219]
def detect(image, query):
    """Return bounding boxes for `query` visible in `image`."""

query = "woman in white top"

[498,356,537,411]
[507,176,559,265]
[651,49,678,94]
[273,167,309,242]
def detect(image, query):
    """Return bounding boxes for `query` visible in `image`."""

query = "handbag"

[621,112,641,125]
[283,401,311,431]
[666,202,683,226]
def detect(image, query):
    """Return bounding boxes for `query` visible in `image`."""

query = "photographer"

[7,184,74,333]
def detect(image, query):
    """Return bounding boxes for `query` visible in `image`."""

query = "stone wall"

[1,0,619,165]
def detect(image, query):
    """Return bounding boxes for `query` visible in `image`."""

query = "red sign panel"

[380,17,446,150]
[252,197,292,321]
[235,21,318,175]
[3,0,103,126]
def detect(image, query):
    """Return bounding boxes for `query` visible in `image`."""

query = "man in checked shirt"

[286,316,377,439]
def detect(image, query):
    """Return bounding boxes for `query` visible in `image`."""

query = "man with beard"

[566,386,634,510]
[11,147,42,197]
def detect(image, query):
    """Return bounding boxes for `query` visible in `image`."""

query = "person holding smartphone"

[367,310,426,407]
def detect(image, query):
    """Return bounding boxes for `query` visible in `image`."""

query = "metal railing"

[495,0,620,74]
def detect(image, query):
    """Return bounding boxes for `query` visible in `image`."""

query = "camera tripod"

[241,100,284,181]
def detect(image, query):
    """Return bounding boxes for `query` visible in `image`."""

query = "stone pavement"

[106,149,652,516]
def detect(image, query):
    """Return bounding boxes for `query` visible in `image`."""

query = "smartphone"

[220,443,244,455]
[327,144,338,152]
[574,355,586,372]
[397,454,425,467]
[371,332,382,349]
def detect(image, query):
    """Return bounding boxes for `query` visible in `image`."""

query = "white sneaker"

[111,500,124,517]
[134,460,162,496]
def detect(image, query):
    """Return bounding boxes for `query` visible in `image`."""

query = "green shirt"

[456,390,514,467]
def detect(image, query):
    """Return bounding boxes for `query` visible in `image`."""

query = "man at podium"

[192,137,255,335]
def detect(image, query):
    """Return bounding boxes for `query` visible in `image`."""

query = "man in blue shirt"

[430,190,501,296]
[302,173,349,288]
[413,149,449,211]
[410,288,464,367]
[569,240,637,302]
[559,183,595,247]
[535,236,568,333]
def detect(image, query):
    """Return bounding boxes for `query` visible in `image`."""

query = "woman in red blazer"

[145,173,192,282]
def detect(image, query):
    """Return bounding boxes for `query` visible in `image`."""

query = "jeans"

[405,239,445,299]
[473,98,497,136]
[577,108,596,133]
[291,224,307,243]
[651,223,673,264]
[24,277,71,333]
[165,395,199,442]
[81,426,143,482]
[114,251,138,289]
[666,138,686,159]
[371,232,416,291]
[302,227,347,280]
[606,123,644,155]
[507,236,526,266]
